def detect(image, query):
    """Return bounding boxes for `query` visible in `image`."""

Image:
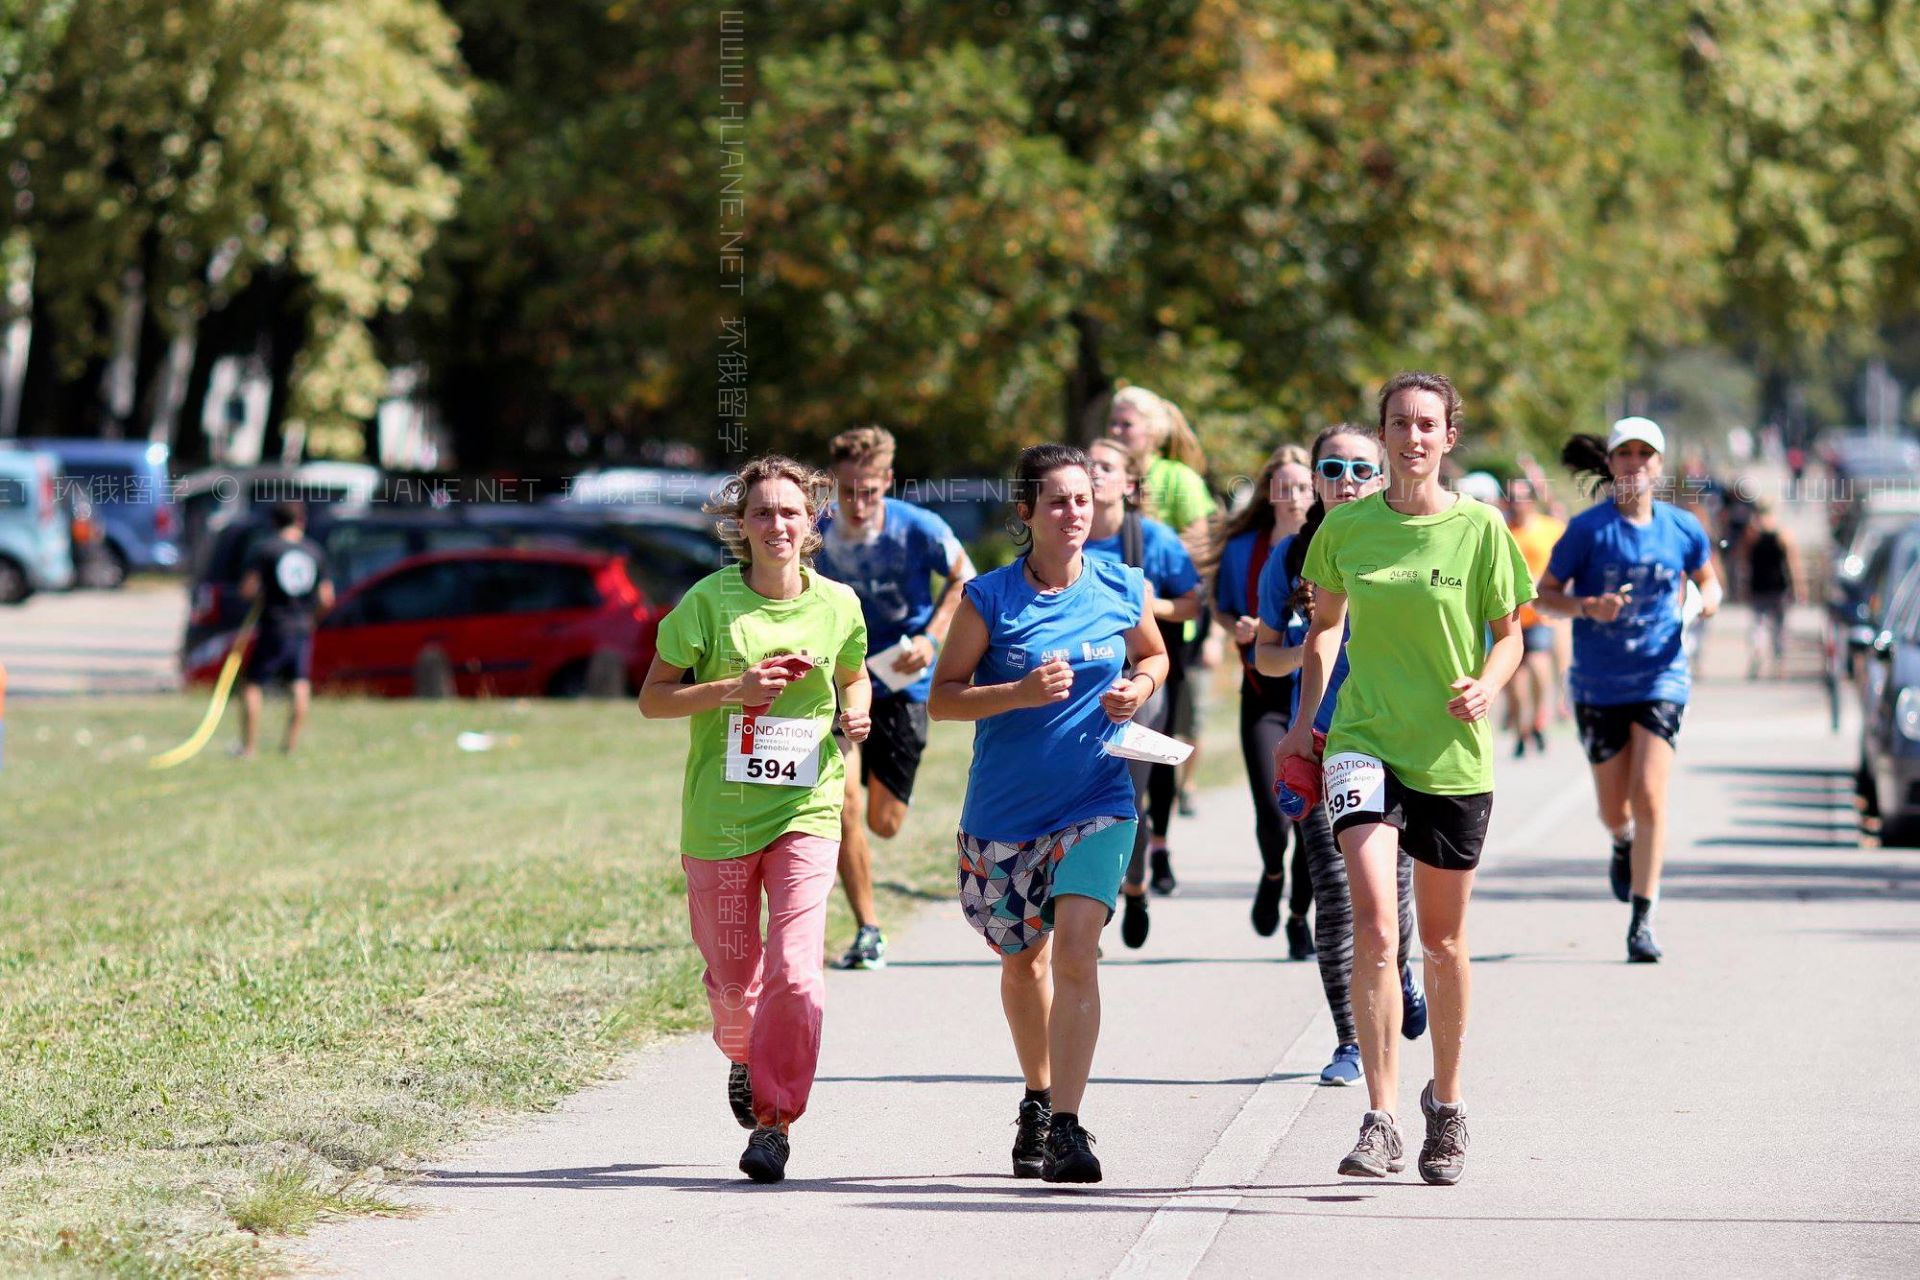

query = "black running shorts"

[835,693,930,805]
[1574,700,1685,766]
[1328,757,1492,872]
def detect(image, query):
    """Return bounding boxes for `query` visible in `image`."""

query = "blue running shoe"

[1319,1042,1363,1086]
[1401,965,1428,1040]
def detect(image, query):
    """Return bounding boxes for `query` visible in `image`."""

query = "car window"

[340,561,479,625]
[421,527,496,555]
[61,462,142,504]
[1895,564,1920,643]
[326,526,415,585]
[0,478,26,508]
[471,560,603,614]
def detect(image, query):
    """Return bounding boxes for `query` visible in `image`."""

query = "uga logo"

[1430,569,1463,589]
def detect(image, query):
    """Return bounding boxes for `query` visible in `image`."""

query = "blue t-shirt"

[959,557,1145,843]
[1546,500,1711,706]
[1256,532,1349,734]
[815,498,964,702]
[1084,515,1200,602]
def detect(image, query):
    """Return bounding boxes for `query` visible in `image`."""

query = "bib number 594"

[743,756,800,782]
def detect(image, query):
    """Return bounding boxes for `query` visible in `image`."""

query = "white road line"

[1111,1010,1330,1280]
[1113,773,1591,1279]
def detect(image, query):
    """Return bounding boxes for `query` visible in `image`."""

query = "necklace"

[1024,555,1081,593]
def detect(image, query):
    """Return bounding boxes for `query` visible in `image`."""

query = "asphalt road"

[298,604,1918,1279]
[0,579,186,698]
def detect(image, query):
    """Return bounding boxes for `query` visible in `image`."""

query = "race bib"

[724,712,822,787]
[1323,751,1388,822]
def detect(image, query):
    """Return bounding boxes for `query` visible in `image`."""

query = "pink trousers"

[682,832,839,1126]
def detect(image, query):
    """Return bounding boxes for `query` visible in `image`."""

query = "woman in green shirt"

[1276,372,1533,1188]
[1107,384,1217,891]
[640,456,872,1185]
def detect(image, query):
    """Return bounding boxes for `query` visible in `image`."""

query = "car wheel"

[0,556,29,604]
[95,543,129,589]
[414,645,456,699]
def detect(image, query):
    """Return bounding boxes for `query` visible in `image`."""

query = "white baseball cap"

[1607,416,1666,454]
[1456,471,1504,503]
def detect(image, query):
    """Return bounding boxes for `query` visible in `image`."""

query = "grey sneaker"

[836,924,887,970]
[1418,1081,1469,1185]
[1337,1109,1405,1177]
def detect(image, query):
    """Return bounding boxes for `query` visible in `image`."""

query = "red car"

[186,548,664,697]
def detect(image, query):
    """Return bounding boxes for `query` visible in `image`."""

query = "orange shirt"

[1509,513,1565,628]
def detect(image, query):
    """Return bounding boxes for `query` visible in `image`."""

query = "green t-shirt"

[1146,457,1215,533]
[653,565,868,859]
[1301,493,1535,794]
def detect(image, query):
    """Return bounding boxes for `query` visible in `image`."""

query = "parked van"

[13,438,181,584]
[0,449,78,603]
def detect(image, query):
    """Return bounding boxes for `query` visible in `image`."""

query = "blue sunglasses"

[1314,457,1381,483]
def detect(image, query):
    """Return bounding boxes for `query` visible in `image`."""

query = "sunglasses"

[1314,458,1381,483]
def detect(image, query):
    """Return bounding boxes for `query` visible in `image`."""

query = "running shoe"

[835,924,887,970]
[1012,1096,1051,1179]
[738,1125,790,1184]
[1400,965,1428,1040]
[727,1061,755,1129]
[1250,875,1283,937]
[1627,918,1663,963]
[1417,1080,1469,1185]
[1530,728,1548,755]
[1512,734,1528,759]
[1319,1043,1362,1086]
[1149,849,1178,896]
[1177,788,1197,818]
[1337,1110,1405,1177]
[1041,1114,1102,1183]
[1609,835,1632,904]
[1286,913,1316,960]
[1120,892,1150,949]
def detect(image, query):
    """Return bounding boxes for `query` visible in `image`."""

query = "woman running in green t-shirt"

[1276,373,1534,1187]
[639,456,872,1185]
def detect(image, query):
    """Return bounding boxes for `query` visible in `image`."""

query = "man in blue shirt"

[816,427,976,969]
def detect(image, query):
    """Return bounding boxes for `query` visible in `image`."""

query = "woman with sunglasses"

[1255,426,1422,1088]
[1275,375,1534,1186]
[1534,418,1720,962]
[1215,445,1315,953]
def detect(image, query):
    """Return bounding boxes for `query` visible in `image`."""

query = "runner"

[236,502,333,758]
[1739,497,1795,679]
[1254,426,1424,1087]
[814,426,976,970]
[1216,445,1316,952]
[1503,478,1567,756]
[1275,373,1534,1186]
[1083,438,1202,949]
[1535,417,1722,963]
[638,456,871,1185]
[929,443,1169,1184]
[1107,385,1217,892]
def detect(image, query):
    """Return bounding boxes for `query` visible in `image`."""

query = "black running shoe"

[1627,918,1663,963]
[1012,1097,1051,1178]
[1041,1114,1101,1183]
[1531,729,1548,755]
[1609,836,1632,904]
[727,1061,755,1129]
[1250,875,1283,936]
[738,1125,789,1183]
[1149,849,1177,896]
[1285,913,1315,960]
[1120,892,1150,949]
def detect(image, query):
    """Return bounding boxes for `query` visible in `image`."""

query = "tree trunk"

[1065,309,1108,443]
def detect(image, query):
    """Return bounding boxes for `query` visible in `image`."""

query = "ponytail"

[1284,497,1327,615]
[1561,433,1612,497]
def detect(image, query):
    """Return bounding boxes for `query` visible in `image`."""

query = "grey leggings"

[1297,799,1414,1045]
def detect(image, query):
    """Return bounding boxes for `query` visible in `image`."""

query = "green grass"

[0,683,1245,1277]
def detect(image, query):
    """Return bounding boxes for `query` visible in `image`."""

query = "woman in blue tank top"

[929,443,1170,1186]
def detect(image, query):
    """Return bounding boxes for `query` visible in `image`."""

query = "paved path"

[301,612,1918,1278]
[1,580,184,698]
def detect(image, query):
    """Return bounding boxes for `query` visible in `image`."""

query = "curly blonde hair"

[703,455,832,565]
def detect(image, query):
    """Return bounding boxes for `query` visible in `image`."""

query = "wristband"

[1135,671,1160,699]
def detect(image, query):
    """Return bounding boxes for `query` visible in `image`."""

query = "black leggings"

[1145,660,1189,837]
[1124,685,1171,889]
[1298,800,1414,1045]
[1239,675,1312,918]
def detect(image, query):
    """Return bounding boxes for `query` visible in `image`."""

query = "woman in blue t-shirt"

[1252,424,1422,1088]
[930,443,1170,1186]
[1535,418,1722,963]
[1084,438,1203,950]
